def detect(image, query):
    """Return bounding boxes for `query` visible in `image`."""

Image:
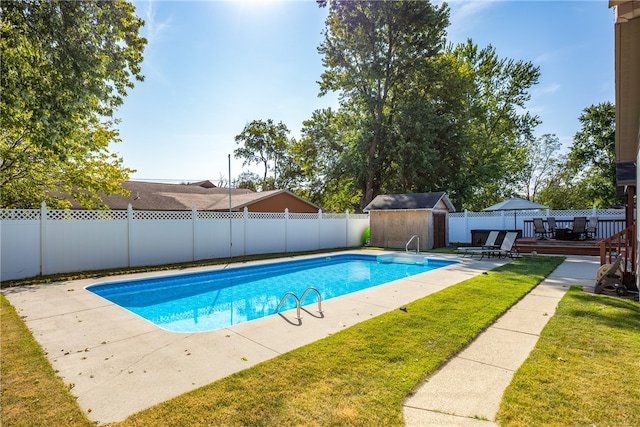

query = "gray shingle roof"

[90,181,320,212]
[363,192,455,212]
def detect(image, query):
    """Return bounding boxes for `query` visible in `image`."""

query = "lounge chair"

[594,257,628,296]
[481,231,520,259]
[533,217,547,239]
[546,217,557,238]
[457,231,499,257]
[572,216,587,240]
[586,217,598,240]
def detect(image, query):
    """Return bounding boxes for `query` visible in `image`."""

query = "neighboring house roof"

[95,181,320,212]
[208,189,321,212]
[363,192,456,212]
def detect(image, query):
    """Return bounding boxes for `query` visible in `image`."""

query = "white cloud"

[533,83,561,97]
[136,0,172,47]
[443,0,500,39]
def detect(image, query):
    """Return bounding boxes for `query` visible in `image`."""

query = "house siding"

[246,193,318,213]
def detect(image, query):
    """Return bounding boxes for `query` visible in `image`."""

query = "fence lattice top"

[449,209,627,218]
[1,206,369,221]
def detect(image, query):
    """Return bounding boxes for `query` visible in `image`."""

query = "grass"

[497,286,640,426]
[0,295,93,427]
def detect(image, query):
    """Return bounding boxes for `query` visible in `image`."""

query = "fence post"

[40,202,47,276]
[464,209,469,243]
[284,208,289,253]
[192,206,197,262]
[127,204,134,267]
[243,207,248,256]
[345,210,350,247]
[318,209,323,250]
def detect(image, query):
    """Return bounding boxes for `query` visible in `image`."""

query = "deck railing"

[521,218,627,240]
[597,224,636,282]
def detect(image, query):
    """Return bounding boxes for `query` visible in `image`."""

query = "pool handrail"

[276,292,302,319]
[276,287,323,320]
[300,287,323,314]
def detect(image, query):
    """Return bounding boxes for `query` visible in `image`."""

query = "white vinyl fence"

[0,203,370,281]
[1,203,631,281]
[449,208,628,244]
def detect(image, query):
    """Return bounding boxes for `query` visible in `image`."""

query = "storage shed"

[363,192,455,250]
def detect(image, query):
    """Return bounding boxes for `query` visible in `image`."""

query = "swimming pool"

[86,253,459,333]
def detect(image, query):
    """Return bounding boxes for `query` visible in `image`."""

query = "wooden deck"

[515,237,601,256]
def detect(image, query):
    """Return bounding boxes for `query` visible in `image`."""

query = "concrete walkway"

[2,252,600,425]
[403,255,601,426]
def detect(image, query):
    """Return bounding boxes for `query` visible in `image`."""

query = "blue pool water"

[86,254,458,333]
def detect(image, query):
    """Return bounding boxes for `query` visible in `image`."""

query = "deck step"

[516,238,600,256]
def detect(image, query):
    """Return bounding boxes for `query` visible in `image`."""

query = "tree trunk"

[360,129,380,210]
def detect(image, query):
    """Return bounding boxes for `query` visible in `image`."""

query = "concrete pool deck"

[1,252,600,425]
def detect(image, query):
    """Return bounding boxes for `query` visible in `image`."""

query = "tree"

[319,0,450,210]
[1,0,146,208]
[448,41,540,210]
[565,102,620,208]
[521,134,561,202]
[316,2,541,212]
[537,157,592,209]
[236,171,260,192]
[234,119,290,191]
[290,107,364,211]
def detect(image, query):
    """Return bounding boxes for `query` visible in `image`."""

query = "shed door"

[433,212,447,248]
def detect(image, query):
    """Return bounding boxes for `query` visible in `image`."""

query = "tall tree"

[521,134,561,202]
[234,119,290,191]
[1,0,146,208]
[291,106,364,211]
[319,0,450,210]
[449,41,540,210]
[566,102,620,208]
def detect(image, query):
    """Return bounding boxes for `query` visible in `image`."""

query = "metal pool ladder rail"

[406,234,420,253]
[276,287,323,320]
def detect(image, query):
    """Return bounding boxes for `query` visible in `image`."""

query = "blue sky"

[115,0,615,184]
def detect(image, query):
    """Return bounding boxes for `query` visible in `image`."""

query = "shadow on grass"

[565,289,640,331]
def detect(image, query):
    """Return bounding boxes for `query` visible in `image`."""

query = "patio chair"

[571,216,587,240]
[546,217,557,238]
[456,230,499,257]
[481,231,520,259]
[533,217,547,240]
[586,217,598,240]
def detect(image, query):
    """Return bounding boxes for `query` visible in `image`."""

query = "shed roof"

[363,192,455,212]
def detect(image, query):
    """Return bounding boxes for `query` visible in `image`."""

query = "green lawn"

[498,286,640,426]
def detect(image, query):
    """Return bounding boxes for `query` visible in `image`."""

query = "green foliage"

[448,41,540,210]
[289,107,364,211]
[236,171,260,192]
[521,134,561,202]
[538,102,621,209]
[1,0,146,208]
[566,102,621,208]
[310,2,541,212]
[234,119,291,190]
[319,0,450,210]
